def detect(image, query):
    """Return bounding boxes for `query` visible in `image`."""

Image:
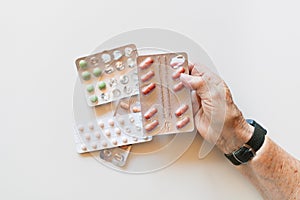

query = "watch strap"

[225,119,267,165]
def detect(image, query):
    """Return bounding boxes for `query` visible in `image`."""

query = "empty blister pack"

[73,78,151,154]
[99,145,132,167]
[137,53,194,136]
[75,44,139,107]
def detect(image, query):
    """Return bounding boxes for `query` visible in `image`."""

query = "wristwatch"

[225,119,267,166]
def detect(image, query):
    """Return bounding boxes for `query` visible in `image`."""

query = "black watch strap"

[225,119,267,166]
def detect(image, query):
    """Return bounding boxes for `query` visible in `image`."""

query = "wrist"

[218,117,254,154]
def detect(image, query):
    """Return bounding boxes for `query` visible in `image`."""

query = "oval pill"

[175,104,189,117]
[176,116,190,129]
[139,57,154,69]
[172,67,185,79]
[120,102,130,110]
[141,70,155,82]
[142,83,156,95]
[145,120,159,132]
[112,139,118,145]
[144,107,158,119]
[173,81,184,92]
[132,106,141,113]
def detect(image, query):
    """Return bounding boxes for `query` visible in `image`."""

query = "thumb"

[180,73,209,98]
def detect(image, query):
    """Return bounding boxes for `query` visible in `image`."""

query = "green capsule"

[98,81,106,90]
[90,95,98,103]
[93,67,102,77]
[79,60,88,69]
[82,71,91,80]
[86,85,94,93]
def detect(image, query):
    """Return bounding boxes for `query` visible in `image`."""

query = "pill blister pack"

[99,145,132,167]
[75,44,139,107]
[137,53,195,136]
[113,95,144,138]
[73,77,151,154]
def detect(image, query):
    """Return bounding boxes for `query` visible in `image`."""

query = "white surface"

[1,0,300,199]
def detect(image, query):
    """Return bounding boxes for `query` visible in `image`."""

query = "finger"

[188,63,195,73]
[191,90,201,114]
[180,73,205,90]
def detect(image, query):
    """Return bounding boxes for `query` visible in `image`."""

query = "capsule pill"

[173,82,184,92]
[175,104,189,117]
[141,70,155,82]
[144,107,158,119]
[139,57,154,69]
[142,83,156,95]
[120,102,130,110]
[172,67,185,79]
[145,120,159,132]
[132,106,141,113]
[176,116,190,129]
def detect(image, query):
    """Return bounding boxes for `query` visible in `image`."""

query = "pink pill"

[176,116,190,129]
[145,120,159,132]
[142,83,156,95]
[144,107,158,120]
[139,57,154,70]
[141,70,155,82]
[175,104,189,117]
[132,106,141,113]
[120,102,130,110]
[172,67,185,79]
[173,81,184,92]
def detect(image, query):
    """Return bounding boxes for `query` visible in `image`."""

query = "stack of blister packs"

[74,44,194,167]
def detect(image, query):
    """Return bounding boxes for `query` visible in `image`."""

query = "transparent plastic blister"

[113,95,145,138]
[99,145,132,167]
[75,44,139,107]
[73,78,152,154]
[137,53,194,136]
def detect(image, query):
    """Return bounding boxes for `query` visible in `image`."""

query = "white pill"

[130,117,135,123]
[88,123,94,130]
[98,121,104,129]
[136,125,141,131]
[143,136,149,140]
[126,127,131,133]
[94,132,101,139]
[91,143,97,149]
[132,137,138,141]
[78,125,84,132]
[81,144,87,151]
[108,119,114,127]
[115,127,121,135]
[105,129,111,137]
[102,141,108,147]
[112,139,118,145]
[85,133,91,140]
[122,137,128,143]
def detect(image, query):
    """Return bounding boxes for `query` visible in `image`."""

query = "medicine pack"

[99,145,132,167]
[73,76,151,154]
[75,44,139,107]
[137,53,194,136]
[73,45,194,165]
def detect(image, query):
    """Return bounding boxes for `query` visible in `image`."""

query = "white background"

[1,0,300,199]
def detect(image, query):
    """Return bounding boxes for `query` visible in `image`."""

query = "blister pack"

[99,145,132,167]
[137,53,194,136]
[75,44,139,107]
[73,77,151,154]
[113,95,145,138]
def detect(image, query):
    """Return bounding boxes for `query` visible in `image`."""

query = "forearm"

[237,136,300,199]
